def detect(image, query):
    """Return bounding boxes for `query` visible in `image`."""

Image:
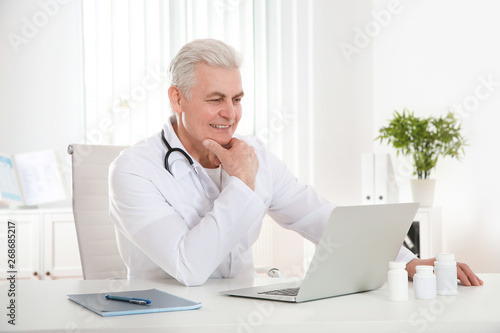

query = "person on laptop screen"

[109,39,482,288]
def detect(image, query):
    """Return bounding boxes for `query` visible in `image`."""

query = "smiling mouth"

[210,124,231,129]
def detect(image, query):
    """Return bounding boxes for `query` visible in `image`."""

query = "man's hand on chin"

[406,257,484,286]
[203,137,259,191]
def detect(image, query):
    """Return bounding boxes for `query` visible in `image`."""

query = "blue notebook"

[68,288,201,317]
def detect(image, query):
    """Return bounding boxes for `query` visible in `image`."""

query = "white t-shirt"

[204,166,222,191]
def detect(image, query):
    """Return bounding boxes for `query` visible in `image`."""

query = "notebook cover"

[68,288,201,317]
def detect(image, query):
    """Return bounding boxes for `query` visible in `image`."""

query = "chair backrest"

[68,143,128,280]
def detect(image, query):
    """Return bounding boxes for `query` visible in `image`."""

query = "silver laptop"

[220,203,419,303]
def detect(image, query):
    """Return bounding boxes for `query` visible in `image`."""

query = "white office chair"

[68,143,128,280]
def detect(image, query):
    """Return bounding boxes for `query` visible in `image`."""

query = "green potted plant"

[376,108,466,206]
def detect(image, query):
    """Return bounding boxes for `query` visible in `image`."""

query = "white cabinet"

[0,208,82,280]
[43,211,83,279]
[0,213,40,280]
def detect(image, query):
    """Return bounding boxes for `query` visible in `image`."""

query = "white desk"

[1,274,499,333]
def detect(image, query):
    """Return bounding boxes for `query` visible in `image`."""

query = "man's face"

[174,63,243,151]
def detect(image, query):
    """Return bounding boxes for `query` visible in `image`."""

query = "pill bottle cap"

[389,261,406,269]
[415,265,434,275]
[436,253,455,261]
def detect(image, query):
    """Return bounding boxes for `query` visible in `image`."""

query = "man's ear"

[168,86,182,114]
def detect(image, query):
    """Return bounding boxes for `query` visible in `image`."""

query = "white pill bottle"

[413,265,437,299]
[434,253,458,296]
[388,261,408,301]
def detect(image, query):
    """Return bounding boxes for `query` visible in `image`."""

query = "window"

[82,0,254,145]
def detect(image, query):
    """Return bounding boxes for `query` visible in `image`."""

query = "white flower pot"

[411,179,436,207]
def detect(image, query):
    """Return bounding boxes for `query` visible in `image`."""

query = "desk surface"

[1,274,499,333]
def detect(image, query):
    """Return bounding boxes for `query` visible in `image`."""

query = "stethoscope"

[161,129,214,208]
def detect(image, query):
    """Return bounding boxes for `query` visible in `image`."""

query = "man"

[109,39,483,287]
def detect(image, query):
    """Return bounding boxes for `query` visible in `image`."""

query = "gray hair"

[169,39,242,100]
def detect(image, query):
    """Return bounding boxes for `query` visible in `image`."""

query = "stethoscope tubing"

[161,129,195,174]
[161,129,214,208]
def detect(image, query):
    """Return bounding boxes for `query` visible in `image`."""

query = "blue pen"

[105,294,151,305]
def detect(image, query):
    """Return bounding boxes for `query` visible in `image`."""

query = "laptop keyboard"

[258,287,300,297]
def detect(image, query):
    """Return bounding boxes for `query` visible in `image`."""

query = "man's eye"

[210,99,222,102]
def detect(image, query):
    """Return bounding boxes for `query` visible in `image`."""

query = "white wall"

[0,0,84,206]
[373,0,500,273]
[312,0,374,205]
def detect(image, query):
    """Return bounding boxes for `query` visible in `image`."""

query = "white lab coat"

[109,118,415,286]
